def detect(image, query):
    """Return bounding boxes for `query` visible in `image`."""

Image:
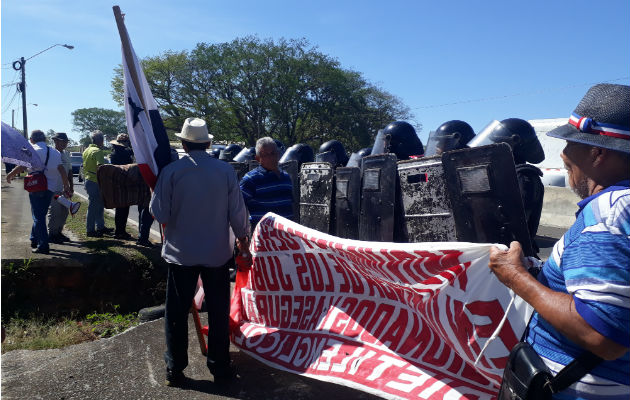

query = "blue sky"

[2,0,629,145]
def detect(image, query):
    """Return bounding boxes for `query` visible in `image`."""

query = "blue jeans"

[29,190,53,250]
[164,263,231,375]
[85,179,105,233]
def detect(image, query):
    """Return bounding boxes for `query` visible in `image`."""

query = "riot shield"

[279,160,300,223]
[299,162,334,234]
[397,155,457,242]
[441,143,535,256]
[334,167,361,239]
[229,162,249,182]
[359,154,397,242]
[248,160,260,171]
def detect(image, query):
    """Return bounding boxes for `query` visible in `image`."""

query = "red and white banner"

[230,214,533,400]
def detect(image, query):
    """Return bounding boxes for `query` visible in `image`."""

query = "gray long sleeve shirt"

[150,150,249,267]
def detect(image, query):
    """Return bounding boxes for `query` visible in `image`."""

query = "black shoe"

[97,227,114,235]
[58,233,71,242]
[136,239,154,248]
[165,368,185,387]
[30,240,37,249]
[86,231,103,238]
[32,247,50,254]
[114,232,132,240]
[49,235,63,244]
[210,366,235,385]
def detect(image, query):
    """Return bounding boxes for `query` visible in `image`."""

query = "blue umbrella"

[1,122,44,170]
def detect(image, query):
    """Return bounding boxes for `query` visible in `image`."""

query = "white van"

[528,118,568,187]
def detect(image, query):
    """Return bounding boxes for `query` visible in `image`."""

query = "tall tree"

[71,108,126,146]
[111,36,418,150]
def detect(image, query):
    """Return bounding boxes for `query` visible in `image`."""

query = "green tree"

[111,36,418,150]
[71,108,126,146]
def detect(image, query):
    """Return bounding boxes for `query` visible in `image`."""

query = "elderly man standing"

[240,137,294,230]
[489,84,629,399]
[48,132,73,243]
[6,130,71,254]
[150,118,250,387]
[82,131,113,237]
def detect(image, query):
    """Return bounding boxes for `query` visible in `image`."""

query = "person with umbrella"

[5,129,71,254]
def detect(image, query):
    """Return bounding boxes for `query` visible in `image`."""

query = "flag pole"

[112,6,148,112]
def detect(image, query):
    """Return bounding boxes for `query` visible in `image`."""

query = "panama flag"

[114,6,172,189]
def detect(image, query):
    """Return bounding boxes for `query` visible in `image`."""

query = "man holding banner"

[150,117,250,387]
[489,84,630,399]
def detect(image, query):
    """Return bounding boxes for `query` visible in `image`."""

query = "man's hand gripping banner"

[230,213,532,400]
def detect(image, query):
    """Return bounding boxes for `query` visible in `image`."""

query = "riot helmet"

[424,120,476,156]
[233,146,256,163]
[279,143,314,168]
[346,147,372,168]
[468,118,544,164]
[210,144,225,158]
[219,143,243,162]
[273,139,286,157]
[315,140,349,168]
[371,121,424,160]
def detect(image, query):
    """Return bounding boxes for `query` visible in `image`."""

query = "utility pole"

[12,44,74,138]
[12,57,27,137]
[20,57,27,138]
[12,109,15,128]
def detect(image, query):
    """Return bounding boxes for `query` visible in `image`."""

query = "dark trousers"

[114,205,154,241]
[164,263,231,375]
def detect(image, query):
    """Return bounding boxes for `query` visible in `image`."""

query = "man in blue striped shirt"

[489,84,629,399]
[240,137,294,230]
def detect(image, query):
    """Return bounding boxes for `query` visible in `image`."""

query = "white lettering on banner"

[230,214,532,400]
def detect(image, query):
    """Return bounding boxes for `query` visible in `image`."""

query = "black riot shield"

[299,162,334,233]
[359,154,397,242]
[397,155,457,242]
[229,162,249,182]
[279,160,300,223]
[247,160,260,171]
[441,143,535,256]
[334,167,361,239]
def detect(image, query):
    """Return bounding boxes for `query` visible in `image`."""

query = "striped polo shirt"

[240,166,294,226]
[527,181,630,400]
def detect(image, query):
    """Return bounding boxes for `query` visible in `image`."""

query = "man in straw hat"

[489,84,629,398]
[48,132,74,244]
[150,117,250,387]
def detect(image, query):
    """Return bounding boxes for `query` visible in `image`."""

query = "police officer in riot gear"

[233,147,256,163]
[273,139,286,157]
[468,118,545,251]
[279,143,314,169]
[315,140,349,168]
[371,121,424,160]
[346,147,372,167]
[219,143,243,162]
[425,120,476,156]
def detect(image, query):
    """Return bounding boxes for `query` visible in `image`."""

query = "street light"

[12,43,74,137]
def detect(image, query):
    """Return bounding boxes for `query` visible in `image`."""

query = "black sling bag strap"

[544,350,603,394]
[499,310,604,400]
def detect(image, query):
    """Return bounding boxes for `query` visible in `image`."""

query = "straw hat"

[175,118,213,143]
[547,83,630,154]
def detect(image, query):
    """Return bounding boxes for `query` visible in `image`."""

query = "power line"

[2,89,20,113]
[2,81,20,88]
[413,76,630,110]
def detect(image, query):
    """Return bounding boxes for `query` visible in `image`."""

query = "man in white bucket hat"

[150,117,250,387]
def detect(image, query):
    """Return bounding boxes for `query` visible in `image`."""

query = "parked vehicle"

[70,153,83,178]
[528,118,567,187]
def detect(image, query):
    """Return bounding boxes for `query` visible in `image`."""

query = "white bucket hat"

[175,117,213,143]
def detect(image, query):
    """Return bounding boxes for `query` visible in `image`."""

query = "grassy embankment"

[2,194,163,353]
